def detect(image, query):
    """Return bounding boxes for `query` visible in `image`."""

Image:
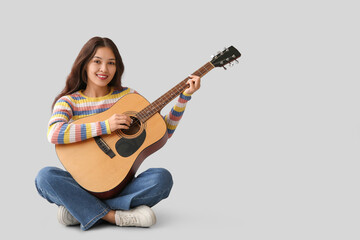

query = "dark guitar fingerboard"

[136,62,215,122]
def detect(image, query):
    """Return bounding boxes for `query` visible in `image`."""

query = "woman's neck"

[83,85,111,98]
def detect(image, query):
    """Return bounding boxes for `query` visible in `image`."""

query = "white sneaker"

[57,206,80,226]
[115,205,156,227]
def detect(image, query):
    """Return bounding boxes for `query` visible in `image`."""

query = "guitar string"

[111,53,237,135]
[140,64,208,121]
[111,53,238,135]
[151,62,210,114]
[150,62,212,115]
[138,63,211,122]
[140,51,236,119]
[122,62,213,133]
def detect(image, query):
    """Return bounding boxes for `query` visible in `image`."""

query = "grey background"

[1,0,359,239]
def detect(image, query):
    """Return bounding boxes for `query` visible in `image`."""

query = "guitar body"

[55,93,168,199]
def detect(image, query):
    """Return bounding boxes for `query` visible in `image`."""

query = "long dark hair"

[52,37,124,109]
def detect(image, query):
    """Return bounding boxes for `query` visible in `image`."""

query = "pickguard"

[115,130,147,157]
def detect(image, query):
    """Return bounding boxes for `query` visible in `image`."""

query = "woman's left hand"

[184,75,201,95]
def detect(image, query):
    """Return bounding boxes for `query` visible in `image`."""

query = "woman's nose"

[99,63,108,72]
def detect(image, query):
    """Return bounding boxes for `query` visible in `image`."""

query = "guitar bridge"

[94,136,116,159]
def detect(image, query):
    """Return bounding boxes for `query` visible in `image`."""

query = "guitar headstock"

[211,46,241,69]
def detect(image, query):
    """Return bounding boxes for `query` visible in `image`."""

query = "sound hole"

[120,116,141,136]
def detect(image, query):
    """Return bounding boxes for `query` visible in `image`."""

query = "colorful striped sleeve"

[47,97,111,144]
[163,92,192,138]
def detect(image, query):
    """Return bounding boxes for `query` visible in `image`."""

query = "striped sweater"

[47,87,192,144]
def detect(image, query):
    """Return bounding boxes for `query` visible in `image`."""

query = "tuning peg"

[235,59,239,64]
[223,66,227,70]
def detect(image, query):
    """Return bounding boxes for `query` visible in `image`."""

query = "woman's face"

[86,47,116,88]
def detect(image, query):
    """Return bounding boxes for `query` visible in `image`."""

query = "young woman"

[35,36,200,230]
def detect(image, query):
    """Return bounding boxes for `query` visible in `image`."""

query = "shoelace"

[120,215,139,226]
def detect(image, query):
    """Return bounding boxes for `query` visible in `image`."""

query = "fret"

[137,62,215,122]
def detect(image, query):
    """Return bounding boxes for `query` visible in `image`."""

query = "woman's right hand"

[108,114,132,132]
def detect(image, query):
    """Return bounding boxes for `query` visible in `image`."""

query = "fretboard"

[136,62,215,122]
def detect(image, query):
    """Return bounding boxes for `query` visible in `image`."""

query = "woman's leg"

[35,167,173,229]
[35,167,110,230]
[105,168,173,210]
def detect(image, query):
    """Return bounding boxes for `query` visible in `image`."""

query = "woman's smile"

[96,74,108,80]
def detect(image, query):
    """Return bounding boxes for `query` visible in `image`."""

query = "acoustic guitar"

[56,46,241,199]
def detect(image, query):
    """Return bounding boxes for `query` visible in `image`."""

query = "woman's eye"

[94,60,101,64]
[109,62,115,65]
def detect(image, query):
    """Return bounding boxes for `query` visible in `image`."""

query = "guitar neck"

[136,61,215,122]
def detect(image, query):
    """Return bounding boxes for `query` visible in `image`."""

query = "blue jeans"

[35,167,173,230]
